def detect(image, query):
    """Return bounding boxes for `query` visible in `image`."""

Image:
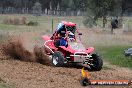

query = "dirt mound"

[0,37,51,66]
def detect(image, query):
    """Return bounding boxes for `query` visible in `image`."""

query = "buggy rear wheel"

[52,51,65,67]
[90,54,103,71]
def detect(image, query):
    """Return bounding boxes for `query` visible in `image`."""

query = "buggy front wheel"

[90,54,103,71]
[52,51,65,67]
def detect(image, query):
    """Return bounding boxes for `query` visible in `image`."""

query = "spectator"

[111,17,118,34]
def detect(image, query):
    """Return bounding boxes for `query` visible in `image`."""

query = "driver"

[51,22,68,48]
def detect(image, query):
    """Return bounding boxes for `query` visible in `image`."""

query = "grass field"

[96,46,132,68]
[0,78,14,88]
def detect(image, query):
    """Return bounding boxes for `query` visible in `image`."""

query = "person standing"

[111,17,118,34]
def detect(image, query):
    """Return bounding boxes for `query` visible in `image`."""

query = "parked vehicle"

[124,48,132,57]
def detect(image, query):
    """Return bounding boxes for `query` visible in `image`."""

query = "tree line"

[0,0,131,16]
[0,0,86,15]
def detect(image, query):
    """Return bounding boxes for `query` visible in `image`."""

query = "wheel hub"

[53,56,58,65]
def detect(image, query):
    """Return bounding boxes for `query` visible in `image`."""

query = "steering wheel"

[67,31,75,42]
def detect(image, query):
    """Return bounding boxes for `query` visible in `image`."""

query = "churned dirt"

[0,58,131,88]
[0,36,51,66]
[0,31,132,88]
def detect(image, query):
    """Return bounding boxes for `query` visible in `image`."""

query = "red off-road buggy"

[42,21,103,71]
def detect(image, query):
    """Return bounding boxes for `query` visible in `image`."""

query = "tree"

[83,0,116,28]
[0,0,131,15]
[33,2,42,16]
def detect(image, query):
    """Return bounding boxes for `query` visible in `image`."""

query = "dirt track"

[0,59,82,88]
[0,30,132,88]
[0,58,131,88]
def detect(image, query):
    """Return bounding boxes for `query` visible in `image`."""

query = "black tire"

[80,77,90,86]
[52,51,65,67]
[90,54,103,71]
[124,54,129,57]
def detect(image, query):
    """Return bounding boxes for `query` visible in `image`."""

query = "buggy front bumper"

[70,52,94,66]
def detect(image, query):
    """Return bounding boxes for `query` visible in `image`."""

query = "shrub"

[3,17,27,25]
[27,21,38,26]
[13,18,20,25]
[21,17,27,25]
[3,18,10,24]
[83,16,97,28]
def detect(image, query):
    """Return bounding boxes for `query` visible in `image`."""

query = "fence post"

[52,18,53,33]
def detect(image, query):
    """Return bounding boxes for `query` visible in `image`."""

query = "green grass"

[0,78,15,88]
[0,15,85,31]
[95,46,132,68]
[0,83,14,88]
[0,24,16,30]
